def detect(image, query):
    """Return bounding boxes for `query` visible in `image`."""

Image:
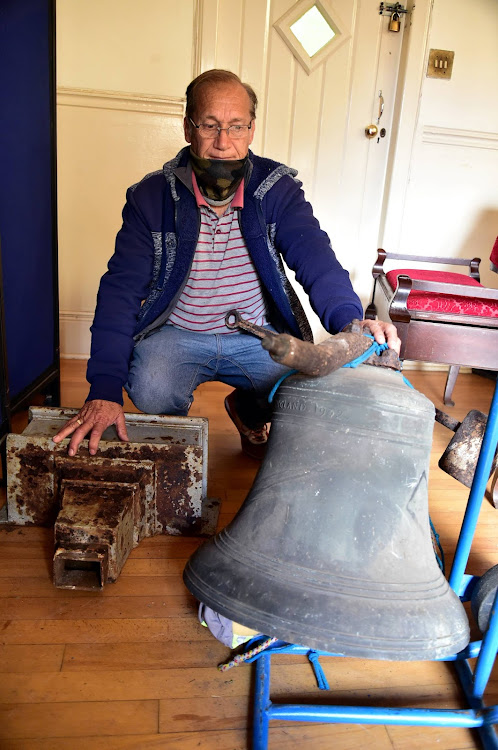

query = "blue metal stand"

[252,379,498,750]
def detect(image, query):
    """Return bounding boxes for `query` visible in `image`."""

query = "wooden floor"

[0,361,497,749]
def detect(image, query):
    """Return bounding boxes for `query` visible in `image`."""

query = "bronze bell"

[184,364,470,661]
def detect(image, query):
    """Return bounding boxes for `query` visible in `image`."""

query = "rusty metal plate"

[439,409,498,488]
[6,407,218,535]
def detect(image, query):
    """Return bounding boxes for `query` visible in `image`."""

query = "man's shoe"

[224,391,268,460]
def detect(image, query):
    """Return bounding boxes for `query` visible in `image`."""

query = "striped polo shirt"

[167,173,269,334]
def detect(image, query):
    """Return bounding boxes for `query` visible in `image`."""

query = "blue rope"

[268,334,415,402]
[235,637,330,690]
[342,336,388,368]
[322,333,416,389]
[430,517,445,573]
[307,650,330,690]
[403,375,414,389]
[268,369,298,403]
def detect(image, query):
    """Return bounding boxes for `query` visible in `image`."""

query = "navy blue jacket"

[87,148,363,403]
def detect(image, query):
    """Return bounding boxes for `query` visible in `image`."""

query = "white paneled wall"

[57,0,195,357]
[57,0,194,97]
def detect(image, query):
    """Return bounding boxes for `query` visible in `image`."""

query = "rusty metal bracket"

[4,407,220,590]
[225,312,402,376]
[437,407,498,490]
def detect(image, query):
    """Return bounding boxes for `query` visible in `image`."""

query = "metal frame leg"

[253,653,271,750]
[473,588,498,699]
[252,647,498,750]
[450,381,498,594]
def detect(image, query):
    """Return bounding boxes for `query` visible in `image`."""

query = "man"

[54,69,399,459]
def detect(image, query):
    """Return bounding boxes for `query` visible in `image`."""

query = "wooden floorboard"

[0,361,497,748]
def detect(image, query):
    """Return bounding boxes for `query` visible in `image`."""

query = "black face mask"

[190,149,248,203]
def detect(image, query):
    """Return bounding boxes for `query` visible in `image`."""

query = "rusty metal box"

[4,407,219,589]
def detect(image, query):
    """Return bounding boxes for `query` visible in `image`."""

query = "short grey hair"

[185,69,258,121]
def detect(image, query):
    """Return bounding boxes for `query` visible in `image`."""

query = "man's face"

[184,82,255,160]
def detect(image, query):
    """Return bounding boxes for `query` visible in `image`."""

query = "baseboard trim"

[60,353,89,361]
[402,361,471,373]
[59,310,92,360]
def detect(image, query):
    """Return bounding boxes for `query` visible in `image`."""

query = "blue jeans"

[125,324,291,428]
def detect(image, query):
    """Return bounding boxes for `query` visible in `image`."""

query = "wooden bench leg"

[444,365,460,407]
[364,302,377,320]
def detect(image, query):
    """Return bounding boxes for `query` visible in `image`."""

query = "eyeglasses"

[189,117,253,140]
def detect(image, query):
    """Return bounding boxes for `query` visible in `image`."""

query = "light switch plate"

[427,49,455,79]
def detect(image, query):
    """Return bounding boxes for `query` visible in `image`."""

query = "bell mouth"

[183,533,470,661]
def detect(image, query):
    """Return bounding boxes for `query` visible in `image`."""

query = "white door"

[381,0,498,290]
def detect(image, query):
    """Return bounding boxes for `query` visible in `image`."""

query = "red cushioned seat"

[385,269,498,318]
[366,248,498,407]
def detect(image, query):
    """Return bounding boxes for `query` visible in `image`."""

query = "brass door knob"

[365,124,378,138]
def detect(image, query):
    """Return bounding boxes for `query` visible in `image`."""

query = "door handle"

[377,91,384,123]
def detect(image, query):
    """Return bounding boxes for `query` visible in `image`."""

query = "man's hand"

[52,400,129,456]
[359,319,401,355]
